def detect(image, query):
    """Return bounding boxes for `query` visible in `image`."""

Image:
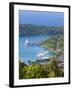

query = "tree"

[21,64,42,79]
[48,57,61,77]
[19,60,27,79]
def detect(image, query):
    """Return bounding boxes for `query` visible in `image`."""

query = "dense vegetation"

[19,36,64,79]
[19,24,64,36]
[41,35,64,51]
[19,57,64,79]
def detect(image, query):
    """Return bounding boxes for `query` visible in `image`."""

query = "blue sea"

[19,35,55,64]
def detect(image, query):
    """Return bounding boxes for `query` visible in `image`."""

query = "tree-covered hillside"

[19,24,64,36]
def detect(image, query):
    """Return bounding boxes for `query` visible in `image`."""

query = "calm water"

[19,35,55,64]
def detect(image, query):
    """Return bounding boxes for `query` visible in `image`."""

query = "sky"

[19,10,64,26]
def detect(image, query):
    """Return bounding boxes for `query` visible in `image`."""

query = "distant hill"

[19,24,64,36]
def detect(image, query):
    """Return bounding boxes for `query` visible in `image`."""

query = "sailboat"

[24,38,30,46]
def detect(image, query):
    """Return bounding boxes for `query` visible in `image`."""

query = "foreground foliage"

[19,57,64,79]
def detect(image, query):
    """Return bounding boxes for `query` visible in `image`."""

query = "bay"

[19,35,55,64]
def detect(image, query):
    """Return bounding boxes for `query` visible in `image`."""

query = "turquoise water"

[19,35,55,64]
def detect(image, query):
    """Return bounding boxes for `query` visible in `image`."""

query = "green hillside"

[19,24,64,36]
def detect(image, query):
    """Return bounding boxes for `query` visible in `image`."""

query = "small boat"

[24,38,30,46]
[37,51,49,58]
[40,56,49,59]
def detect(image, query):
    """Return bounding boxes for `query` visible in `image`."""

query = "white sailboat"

[24,38,30,46]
